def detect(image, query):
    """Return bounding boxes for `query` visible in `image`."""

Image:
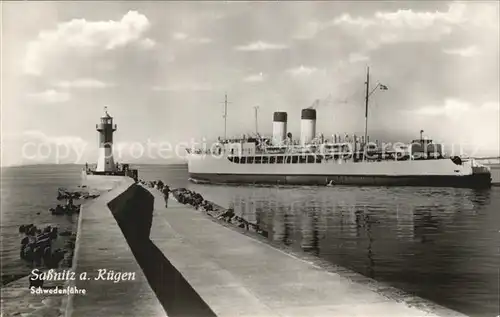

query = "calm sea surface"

[1,165,83,282]
[1,164,499,316]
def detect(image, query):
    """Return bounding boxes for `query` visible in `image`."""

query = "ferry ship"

[187,69,492,188]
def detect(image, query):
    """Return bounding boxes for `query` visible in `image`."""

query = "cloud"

[336,6,464,49]
[23,11,155,75]
[1,131,73,166]
[27,89,71,103]
[151,83,214,92]
[294,2,477,48]
[348,52,369,63]
[411,99,470,116]
[193,38,213,44]
[0,130,90,166]
[173,32,188,40]
[4,2,497,165]
[370,5,465,28]
[408,99,499,118]
[400,100,499,155]
[293,21,327,40]
[23,130,86,146]
[287,66,319,77]
[110,139,188,164]
[234,41,288,51]
[53,78,114,89]
[480,102,500,112]
[172,32,212,44]
[140,38,156,49]
[243,72,266,82]
[443,45,481,57]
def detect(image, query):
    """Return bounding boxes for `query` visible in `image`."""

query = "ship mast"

[254,105,259,135]
[222,93,230,140]
[363,66,388,149]
[224,94,227,140]
[364,67,370,145]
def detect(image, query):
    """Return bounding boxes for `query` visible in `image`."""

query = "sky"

[1,1,499,166]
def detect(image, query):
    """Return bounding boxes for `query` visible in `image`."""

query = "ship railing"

[187,148,214,155]
[188,143,435,162]
[84,165,97,173]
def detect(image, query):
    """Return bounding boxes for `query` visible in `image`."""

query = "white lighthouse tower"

[95,107,117,173]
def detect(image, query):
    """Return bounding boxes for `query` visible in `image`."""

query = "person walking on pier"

[162,185,170,208]
[157,180,164,192]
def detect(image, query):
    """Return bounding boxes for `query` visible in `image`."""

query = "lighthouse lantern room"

[96,106,117,173]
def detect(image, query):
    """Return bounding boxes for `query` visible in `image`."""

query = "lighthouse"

[95,107,117,173]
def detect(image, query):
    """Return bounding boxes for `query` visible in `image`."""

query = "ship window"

[315,155,322,163]
[307,155,316,163]
[247,157,254,164]
[299,156,307,164]
[254,156,262,164]
[241,157,246,164]
[269,156,276,164]
[262,156,269,164]
[277,156,284,164]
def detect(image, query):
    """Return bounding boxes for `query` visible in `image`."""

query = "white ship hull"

[187,154,492,188]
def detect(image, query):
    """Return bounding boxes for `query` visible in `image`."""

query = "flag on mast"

[380,84,388,90]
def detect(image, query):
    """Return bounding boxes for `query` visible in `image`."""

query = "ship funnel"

[300,108,316,145]
[272,112,287,145]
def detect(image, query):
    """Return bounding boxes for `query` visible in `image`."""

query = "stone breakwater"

[1,230,79,317]
[171,187,269,237]
[18,224,77,273]
[1,187,101,287]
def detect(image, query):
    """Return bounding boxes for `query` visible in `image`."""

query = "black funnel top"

[301,109,316,120]
[273,112,288,122]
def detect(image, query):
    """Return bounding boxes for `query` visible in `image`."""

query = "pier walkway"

[68,179,166,317]
[148,189,466,317]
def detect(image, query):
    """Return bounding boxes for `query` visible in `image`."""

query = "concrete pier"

[66,178,166,317]
[64,177,468,317]
[148,189,467,317]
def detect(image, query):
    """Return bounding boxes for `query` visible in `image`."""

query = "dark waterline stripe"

[189,173,492,188]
